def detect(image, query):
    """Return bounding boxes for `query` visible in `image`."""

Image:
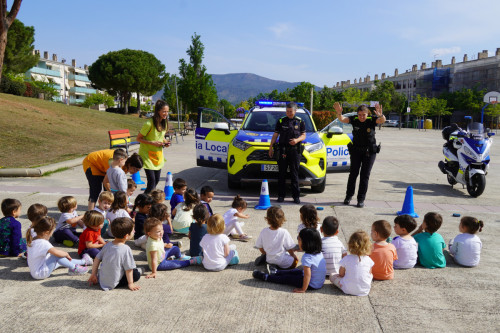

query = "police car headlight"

[304,142,324,153]
[232,138,251,151]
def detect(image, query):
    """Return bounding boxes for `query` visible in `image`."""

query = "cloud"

[268,23,290,38]
[431,46,461,58]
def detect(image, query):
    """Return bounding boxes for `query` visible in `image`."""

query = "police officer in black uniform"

[334,102,385,208]
[269,102,306,204]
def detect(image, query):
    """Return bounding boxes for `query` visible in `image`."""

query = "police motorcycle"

[438,117,494,197]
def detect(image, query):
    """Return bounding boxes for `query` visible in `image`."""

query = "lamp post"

[61,58,67,104]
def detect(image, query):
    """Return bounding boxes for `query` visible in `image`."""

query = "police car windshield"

[243,111,315,132]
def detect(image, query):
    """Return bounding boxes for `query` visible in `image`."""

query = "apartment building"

[25,50,96,104]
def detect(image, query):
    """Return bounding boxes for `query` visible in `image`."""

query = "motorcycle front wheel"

[447,174,457,185]
[467,174,486,197]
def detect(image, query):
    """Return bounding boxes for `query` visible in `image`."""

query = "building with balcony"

[25,50,97,104]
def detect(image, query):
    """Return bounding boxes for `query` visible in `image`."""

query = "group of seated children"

[252,206,484,295]
[0,190,484,294]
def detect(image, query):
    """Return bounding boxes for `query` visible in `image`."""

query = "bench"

[182,121,194,135]
[108,129,139,154]
[166,123,180,143]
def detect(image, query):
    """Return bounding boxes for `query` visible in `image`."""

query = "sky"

[13,0,500,87]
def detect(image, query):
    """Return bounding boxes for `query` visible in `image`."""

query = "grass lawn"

[0,93,147,168]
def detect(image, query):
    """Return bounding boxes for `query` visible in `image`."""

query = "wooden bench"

[166,123,179,143]
[108,129,139,154]
[182,121,194,135]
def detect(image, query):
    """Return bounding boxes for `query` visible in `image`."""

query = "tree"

[440,88,485,114]
[410,94,431,126]
[3,17,38,75]
[0,0,23,82]
[162,73,179,113]
[389,92,407,129]
[88,49,166,114]
[178,33,218,113]
[342,87,368,111]
[318,86,343,111]
[428,98,451,129]
[369,81,394,112]
[81,92,114,108]
[218,99,235,118]
[290,81,319,111]
[485,103,500,130]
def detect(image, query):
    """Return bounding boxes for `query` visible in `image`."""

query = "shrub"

[312,111,336,129]
[0,74,26,96]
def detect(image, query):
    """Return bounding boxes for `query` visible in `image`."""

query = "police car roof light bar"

[255,100,305,107]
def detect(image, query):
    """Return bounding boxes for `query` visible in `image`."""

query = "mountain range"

[153,73,304,105]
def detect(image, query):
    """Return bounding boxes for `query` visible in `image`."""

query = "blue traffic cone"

[397,186,419,218]
[255,179,272,210]
[164,171,174,200]
[131,171,145,185]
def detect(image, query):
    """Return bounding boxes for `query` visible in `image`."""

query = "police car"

[195,101,353,192]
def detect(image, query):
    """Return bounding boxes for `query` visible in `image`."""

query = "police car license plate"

[262,164,279,172]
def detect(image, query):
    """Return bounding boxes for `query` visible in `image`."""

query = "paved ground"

[1,128,499,332]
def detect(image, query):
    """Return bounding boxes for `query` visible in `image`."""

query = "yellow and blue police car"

[195,101,353,193]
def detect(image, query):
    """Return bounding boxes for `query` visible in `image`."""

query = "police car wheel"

[311,178,326,193]
[228,174,240,189]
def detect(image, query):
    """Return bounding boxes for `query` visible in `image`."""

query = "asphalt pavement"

[0,128,499,332]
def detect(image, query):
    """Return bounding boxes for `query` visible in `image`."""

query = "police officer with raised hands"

[334,102,385,208]
[269,102,306,204]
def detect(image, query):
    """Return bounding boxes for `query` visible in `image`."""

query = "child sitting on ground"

[132,193,154,248]
[255,206,298,270]
[392,215,418,269]
[200,214,240,271]
[189,204,209,257]
[88,217,141,291]
[78,211,106,259]
[26,203,48,239]
[145,218,201,279]
[369,220,398,280]
[150,203,181,248]
[105,148,128,193]
[172,188,199,235]
[200,185,214,216]
[151,189,173,236]
[412,212,446,269]
[330,230,374,296]
[53,196,84,247]
[0,198,26,257]
[297,204,321,234]
[94,191,114,237]
[449,216,484,267]
[253,228,326,293]
[170,178,187,218]
[27,217,91,279]
[106,191,131,238]
[223,195,251,241]
[321,216,347,276]
[126,179,137,215]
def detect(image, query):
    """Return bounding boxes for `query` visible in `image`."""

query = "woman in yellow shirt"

[136,100,171,193]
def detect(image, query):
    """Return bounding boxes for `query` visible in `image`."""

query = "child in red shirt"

[369,220,398,280]
[78,211,106,259]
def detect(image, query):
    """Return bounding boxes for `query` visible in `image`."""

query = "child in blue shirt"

[0,198,26,257]
[189,204,209,257]
[170,178,187,218]
[412,212,446,268]
[253,228,326,293]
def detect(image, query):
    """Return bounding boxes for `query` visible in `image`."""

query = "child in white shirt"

[321,216,347,275]
[105,149,128,192]
[94,191,114,237]
[297,204,321,234]
[392,215,418,269]
[449,216,484,267]
[53,196,84,247]
[200,214,239,271]
[106,191,131,238]
[330,230,374,296]
[255,206,298,269]
[172,188,199,235]
[223,195,251,241]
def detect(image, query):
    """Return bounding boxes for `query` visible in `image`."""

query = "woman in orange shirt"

[82,149,143,210]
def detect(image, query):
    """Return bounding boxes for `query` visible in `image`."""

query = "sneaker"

[190,256,203,265]
[68,264,88,276]
[277,197,285,203]
[230,234,240,239]
[238,234,252,242]
[252,270,268,281]
[81,253,93,266]
[136,267,144,275]
[343,197,352,205]
[20,252,27,260]
[293,197,301,204]
[62,240,74,247]
[356,201,365,208]
[254,254,267,266]
[180,255,191,260]
[175,240,183,248]
[265,263,278,275]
